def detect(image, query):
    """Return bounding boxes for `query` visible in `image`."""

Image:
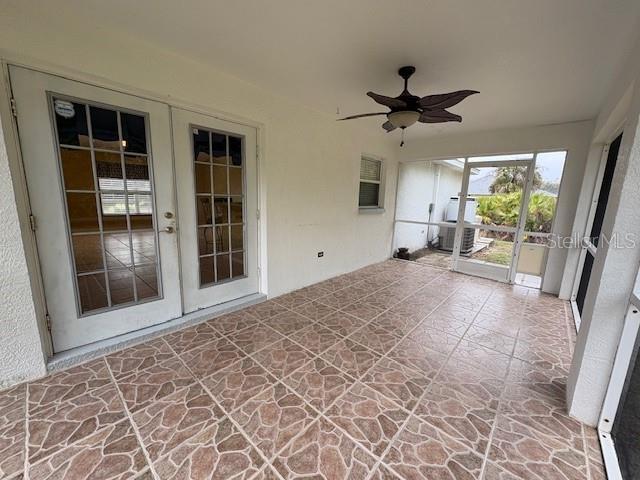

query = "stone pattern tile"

[2,259,603,479]
[28,420,148,480]
[320,339,381,379]
[252,339,315,379]
[105,338,174,380]
[231,383,318,459]
[202,357,276,413]
[28,383,125,463]
[383,416,484,480]
[283,358,354,412]
[0,384,25,479]
[273,418,377,479]
[115,357,196,413]
[131,384,224,462]
[326,383,409,456]
[153,418,263,479]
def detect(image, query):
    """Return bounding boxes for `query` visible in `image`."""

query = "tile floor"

[0,260,606,480]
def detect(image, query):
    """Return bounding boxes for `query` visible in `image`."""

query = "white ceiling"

[10,0,640,138]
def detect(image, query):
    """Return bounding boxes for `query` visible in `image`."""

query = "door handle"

[161,226,175,234]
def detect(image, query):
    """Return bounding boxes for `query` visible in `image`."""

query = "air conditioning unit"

[438,223,475,253]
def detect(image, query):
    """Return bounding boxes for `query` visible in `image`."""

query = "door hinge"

[256,144,260,160]
[10,97,17,118]
[29,214,37,232]
[45,313,52,332]
[256,209,260,220]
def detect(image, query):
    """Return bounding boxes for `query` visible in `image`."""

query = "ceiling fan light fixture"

[388,110,420,129]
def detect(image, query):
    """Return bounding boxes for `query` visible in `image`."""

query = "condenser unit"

[439,223,475,253]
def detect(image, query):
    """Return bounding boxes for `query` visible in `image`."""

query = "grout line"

[103,357,161,480]
[163,337,286,480]
[14,259,571,480]
[582,422,592,480]
[215,264,460,477]
[376,279,504,479]
[476,292,527,480]
[234,268,453,388]
[23,382,29,480]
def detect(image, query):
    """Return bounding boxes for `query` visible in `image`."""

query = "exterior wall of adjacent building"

[393,161,464,253]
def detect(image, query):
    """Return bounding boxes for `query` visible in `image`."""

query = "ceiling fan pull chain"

[400,128,405,147]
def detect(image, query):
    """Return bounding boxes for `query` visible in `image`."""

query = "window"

[52,97,160,314]
[192,127,246,287]
[359,156,384,209]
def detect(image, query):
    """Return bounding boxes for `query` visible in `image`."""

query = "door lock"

[164,212,174,219]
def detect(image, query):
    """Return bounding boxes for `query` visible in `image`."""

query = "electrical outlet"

[317,251,324,258]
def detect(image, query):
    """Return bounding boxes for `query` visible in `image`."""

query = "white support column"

[567,82,640,425]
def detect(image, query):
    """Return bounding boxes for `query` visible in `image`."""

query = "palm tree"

[489,166,542,194]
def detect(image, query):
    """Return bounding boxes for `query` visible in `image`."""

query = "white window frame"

[358,155,385,212]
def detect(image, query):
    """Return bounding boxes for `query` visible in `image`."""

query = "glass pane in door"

[53,97,161,314]
[457,161,531,278]
[515,151,567,288]
[192,128,246,286]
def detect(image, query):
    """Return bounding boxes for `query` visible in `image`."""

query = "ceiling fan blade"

[367,91,407,109]
[419,90,479,110]
[419,110,462,123]
[382,121,396,132]
[338,112,388,121]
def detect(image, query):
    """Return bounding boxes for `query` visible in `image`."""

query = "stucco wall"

[397,121,594,296]
[0,19,400,295]
[0,17,399,385]
[0,112,47,388]
[567,32,640,425]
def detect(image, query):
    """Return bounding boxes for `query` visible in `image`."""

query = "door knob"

[162,226,175,234]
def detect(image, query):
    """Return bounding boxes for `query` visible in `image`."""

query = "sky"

[535,151,567,183]
[467,151,567,182]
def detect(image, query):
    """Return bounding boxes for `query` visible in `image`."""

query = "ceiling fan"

[338,66,478,145]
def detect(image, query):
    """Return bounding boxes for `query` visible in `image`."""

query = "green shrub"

[475,191,556,235]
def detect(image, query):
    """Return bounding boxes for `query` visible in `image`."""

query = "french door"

[452,157,534,283]
[171,108,259,313]
[10,66,182,352]
[10,66,260,353]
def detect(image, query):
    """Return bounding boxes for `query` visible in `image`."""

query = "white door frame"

[10,65,184,352]
[570,137,620,330]
[597,292,640,480]
[1,59,266,357]
[171,107,260,313]
[452,158,535,283]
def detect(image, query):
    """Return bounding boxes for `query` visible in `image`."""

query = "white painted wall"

[397,121,594,295]
[0,19,398,385]
[567,32,640,425]
[0,111,47,388]
[393,161,463,252]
